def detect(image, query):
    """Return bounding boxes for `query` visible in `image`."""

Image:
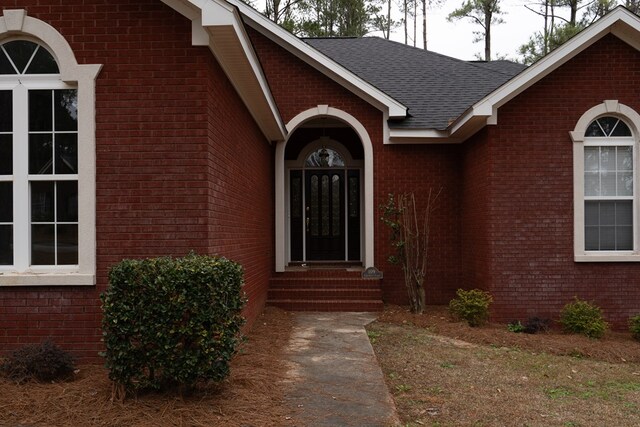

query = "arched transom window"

[305,147,345,168]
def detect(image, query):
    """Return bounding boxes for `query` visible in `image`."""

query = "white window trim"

[0,10,102,285]
[571,100,640,262]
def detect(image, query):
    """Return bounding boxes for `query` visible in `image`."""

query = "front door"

[305,170,345,260]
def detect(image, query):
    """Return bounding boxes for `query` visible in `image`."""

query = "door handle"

[306,217,310,232]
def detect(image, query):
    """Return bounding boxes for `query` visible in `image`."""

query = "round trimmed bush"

[559,297,607,339]
[449,288,493,327]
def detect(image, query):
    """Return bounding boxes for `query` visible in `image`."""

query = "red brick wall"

[0,1,273,362]
[480,34,640,328]
[248,29,463,304]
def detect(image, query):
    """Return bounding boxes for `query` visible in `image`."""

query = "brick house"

[2,2,640,361]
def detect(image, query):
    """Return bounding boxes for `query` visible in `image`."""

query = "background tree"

[519,0,616,65]
[447,0,504,61]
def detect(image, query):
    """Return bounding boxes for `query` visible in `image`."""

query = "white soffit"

[224,0,407,119]
[161,0,286,142]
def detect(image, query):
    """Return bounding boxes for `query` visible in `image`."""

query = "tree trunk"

[484,6,491,61]
[422,0,427,49]
[413,0,417,47]
[404,0,408,44]
[387,0,392,39]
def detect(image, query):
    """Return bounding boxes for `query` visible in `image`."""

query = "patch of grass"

[367,330,382,344]
[368,320,640,426]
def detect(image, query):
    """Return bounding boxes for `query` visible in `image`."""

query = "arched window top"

[305,147,345,168]
[585,116,632,137]
[0,40,59,75]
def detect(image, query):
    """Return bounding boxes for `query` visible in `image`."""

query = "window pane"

[57,224,78,265]
[0,134,12,175]
[0,182,12,222]
[586,120,605,137]
[291,176,301,218]
[601,173,616,196]
[29,134,54,174]
[617,147,633,171]
[0,225,12,265]
[349,176,358,218]
[585,226,599,250]
[4,41,37,74]
[584,172,599,196]
[0,48,17,74]
[618,172,633,196]
[584,147,599,172]
[0,90,12,131]
[617,201,633,226]
[584,201,633,251]
[54,90,77,131]
[55,134,78,174]
[617,226,634,250]
[600,226,616,250]
[321,175,329,236]
[31,224,54,265]
[31,181,54,222]
[57,181,78,222]
[29,90,53,131]
[305,148,345,168]
[598,117,619,136]
[310,175,318,236]
[600,147,615,171]
[611,120,632,137]
[25,47,59,74]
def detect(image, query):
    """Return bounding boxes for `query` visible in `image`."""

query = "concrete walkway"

[282,312,399,427]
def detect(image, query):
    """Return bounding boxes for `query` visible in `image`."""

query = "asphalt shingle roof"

[303,37,526,130]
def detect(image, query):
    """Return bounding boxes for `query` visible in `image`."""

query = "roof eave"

[161,0,286,142]
[225,0,407,119]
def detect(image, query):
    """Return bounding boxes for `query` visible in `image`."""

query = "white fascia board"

[388,128,462,144]
[162,0,286,141]
[224,0,407,119]
[453,7,640,134]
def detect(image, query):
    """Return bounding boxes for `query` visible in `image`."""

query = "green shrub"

[101,253,246,397]
[448,289,493,327]
[559,297,607,339]
[629,314,640,341]
[507,320,524,333]
[1,339,75,383]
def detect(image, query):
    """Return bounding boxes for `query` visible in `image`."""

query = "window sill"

[575,252,640,262]
[0,273,95,286]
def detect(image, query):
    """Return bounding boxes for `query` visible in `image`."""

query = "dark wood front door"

[305,170,345,260]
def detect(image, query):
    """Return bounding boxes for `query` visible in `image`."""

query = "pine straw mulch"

[378,305,640,363]
[0,307,297,427]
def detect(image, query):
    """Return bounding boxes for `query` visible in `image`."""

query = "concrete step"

[267,299,384,312]
[268,287,382,301]
[269,277,381,289]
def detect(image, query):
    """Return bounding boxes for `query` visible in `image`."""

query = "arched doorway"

[275,106,374,271]
[287,136,363,262]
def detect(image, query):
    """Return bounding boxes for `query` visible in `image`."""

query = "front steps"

[267,268,383,312]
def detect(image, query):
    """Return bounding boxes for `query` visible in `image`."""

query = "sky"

[253,0,579,62]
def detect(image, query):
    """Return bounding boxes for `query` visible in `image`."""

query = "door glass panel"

[310,175,319,236]
[332,174,340,236]
[291,176,301,218]
[321,175,329,236]
[349,176,358,217]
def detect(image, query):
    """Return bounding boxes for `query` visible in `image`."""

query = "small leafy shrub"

[1,339,75,383]
[101,253,246,398]
[629,314,640,341]
[449,288,493,327]
[559,297,608,339]
[523,317,551,334]
[507,320,524,333]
